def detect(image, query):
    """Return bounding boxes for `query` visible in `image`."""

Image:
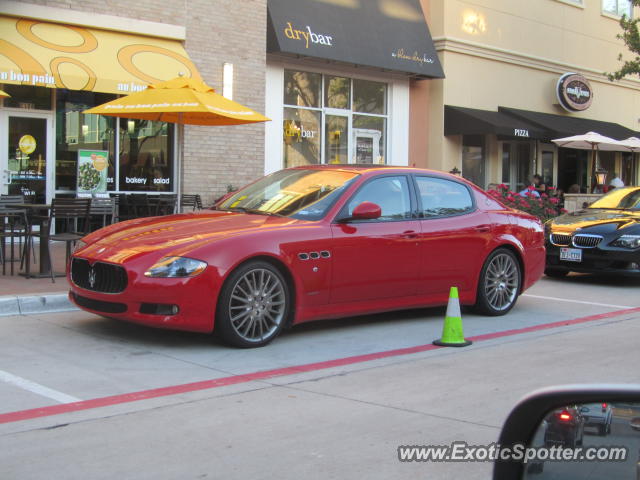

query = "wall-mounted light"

[127,120,136,134]
[81,124,89,136]
[223,62,234,100]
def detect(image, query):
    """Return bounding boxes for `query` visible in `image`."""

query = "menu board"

[77,149,108,194]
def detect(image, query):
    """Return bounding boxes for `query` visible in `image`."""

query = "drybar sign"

[557,73,593,112]
[284,22,334,48]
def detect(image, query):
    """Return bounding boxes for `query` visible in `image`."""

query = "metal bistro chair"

[181,194,203,212]
[0,194,35,269]
[47,198,91,282]
[152,194,177,216]
[90,197,118,230]
[0,209,29,275]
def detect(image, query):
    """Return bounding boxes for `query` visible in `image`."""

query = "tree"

[607,0,640,81]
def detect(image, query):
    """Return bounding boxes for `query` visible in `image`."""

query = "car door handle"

[402,230,418,239]
[474,225,491,233]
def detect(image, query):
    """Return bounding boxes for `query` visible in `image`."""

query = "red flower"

[549,197,559,204]
[506,195,515,202]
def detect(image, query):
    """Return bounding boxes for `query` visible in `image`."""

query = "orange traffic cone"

[433,286,472,347]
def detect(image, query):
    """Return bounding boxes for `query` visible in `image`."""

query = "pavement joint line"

[521,293,634,309]
[2,305,640,426]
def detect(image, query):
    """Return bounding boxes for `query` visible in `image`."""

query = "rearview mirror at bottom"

[493,385,640,480]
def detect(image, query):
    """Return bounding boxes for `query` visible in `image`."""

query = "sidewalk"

[0,241,77,316]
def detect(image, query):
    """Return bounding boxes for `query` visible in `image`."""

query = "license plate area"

[560,247,582,262]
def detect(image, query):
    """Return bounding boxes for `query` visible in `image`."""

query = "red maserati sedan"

[68,165,545,347]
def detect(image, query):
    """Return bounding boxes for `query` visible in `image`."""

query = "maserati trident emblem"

[88,268,97,289]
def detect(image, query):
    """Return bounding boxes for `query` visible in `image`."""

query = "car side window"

[346,176,411,221]
[415,176,473,217]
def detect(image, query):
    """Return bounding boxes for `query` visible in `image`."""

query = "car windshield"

[588,187,640,210]
[217,168,359,220]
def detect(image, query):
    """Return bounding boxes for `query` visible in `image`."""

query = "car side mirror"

[349,201,382,221]
[493,385,640,479]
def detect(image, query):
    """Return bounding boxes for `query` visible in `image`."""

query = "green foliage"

[607,0,640,81]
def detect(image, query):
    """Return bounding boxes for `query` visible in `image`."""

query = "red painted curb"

[2,306,639,425]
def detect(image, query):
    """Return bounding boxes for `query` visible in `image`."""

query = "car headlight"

[73,240,87,253]
[610,235,640,249]
[144,257,208,278]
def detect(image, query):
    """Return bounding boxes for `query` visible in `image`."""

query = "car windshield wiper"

[225,207,284,217]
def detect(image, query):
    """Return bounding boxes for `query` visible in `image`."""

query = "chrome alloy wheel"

[228,268,287,343]
[483,252,519,312]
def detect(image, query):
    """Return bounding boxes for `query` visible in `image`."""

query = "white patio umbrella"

[615,136,640,152]
[551,131,624,190]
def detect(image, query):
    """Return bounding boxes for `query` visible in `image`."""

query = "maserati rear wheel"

[216,261,290,348]
[474,248,521,316]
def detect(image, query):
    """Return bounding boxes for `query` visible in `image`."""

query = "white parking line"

[522,294,634,309]
[0,370,81,404]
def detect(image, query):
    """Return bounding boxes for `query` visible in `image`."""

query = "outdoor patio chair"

[47,198,91,283]
[181,194,203,211]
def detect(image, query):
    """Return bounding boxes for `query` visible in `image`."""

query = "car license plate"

[560,247,582,262]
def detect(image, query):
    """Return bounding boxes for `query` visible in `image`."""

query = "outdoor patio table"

[6,203,61,278]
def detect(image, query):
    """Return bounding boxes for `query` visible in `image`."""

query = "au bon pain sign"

[0,16,200,95]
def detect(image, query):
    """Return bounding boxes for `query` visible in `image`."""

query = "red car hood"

[77,211,300,264]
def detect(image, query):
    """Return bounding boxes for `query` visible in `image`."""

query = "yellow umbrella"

[83,76,269,208]
[0,90,10,98]
[83,76,269,125]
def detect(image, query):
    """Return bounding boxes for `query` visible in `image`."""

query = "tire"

[598,424,606,436]
[474,248,521,316]
[545,268,569,278]
[215,261,290,348]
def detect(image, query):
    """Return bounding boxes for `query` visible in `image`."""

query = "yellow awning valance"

[0,15,201,94]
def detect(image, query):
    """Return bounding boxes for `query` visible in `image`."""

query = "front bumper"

[546,243,640,276]
[68,262,222,333]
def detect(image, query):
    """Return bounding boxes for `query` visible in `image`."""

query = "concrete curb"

[0,293,78,317]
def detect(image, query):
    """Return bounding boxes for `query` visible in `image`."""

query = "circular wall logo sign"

[557,73,593,112]
[18,134,37,154]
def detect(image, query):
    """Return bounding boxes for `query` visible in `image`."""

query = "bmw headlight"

[144,257,208,278]
[610,235,640,249]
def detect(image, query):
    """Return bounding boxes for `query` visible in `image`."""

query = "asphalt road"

[1,274,640,479]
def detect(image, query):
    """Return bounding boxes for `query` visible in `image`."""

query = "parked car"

[68,165,545,347]
[580,402,613,435]
[543,405,585,448]
[545,186,640,277]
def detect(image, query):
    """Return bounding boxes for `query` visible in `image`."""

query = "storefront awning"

[267,0,444,79]
[0,15,201,95]
[444,105,546,139]
[499,107,639,141]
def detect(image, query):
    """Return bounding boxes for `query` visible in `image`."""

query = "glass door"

[3,113,53,203]
[325,114,349,164]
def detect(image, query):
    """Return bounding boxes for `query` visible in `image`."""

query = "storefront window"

[283,107,321,167]
[283,70,388,167]
[325,76,350,109]
[462,135,485,187]
[621,152,637,186]
[2,84,52,110]
[353,79,386,114]
[353,115,386,164]
[119,119,174,192]
[55,90,116,192]
[284,71,322,107]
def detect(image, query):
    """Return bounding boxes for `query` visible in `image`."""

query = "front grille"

[71,258,128,293]
[72,293,127,314]
[572,234,603,248]
[550,233,571,246]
